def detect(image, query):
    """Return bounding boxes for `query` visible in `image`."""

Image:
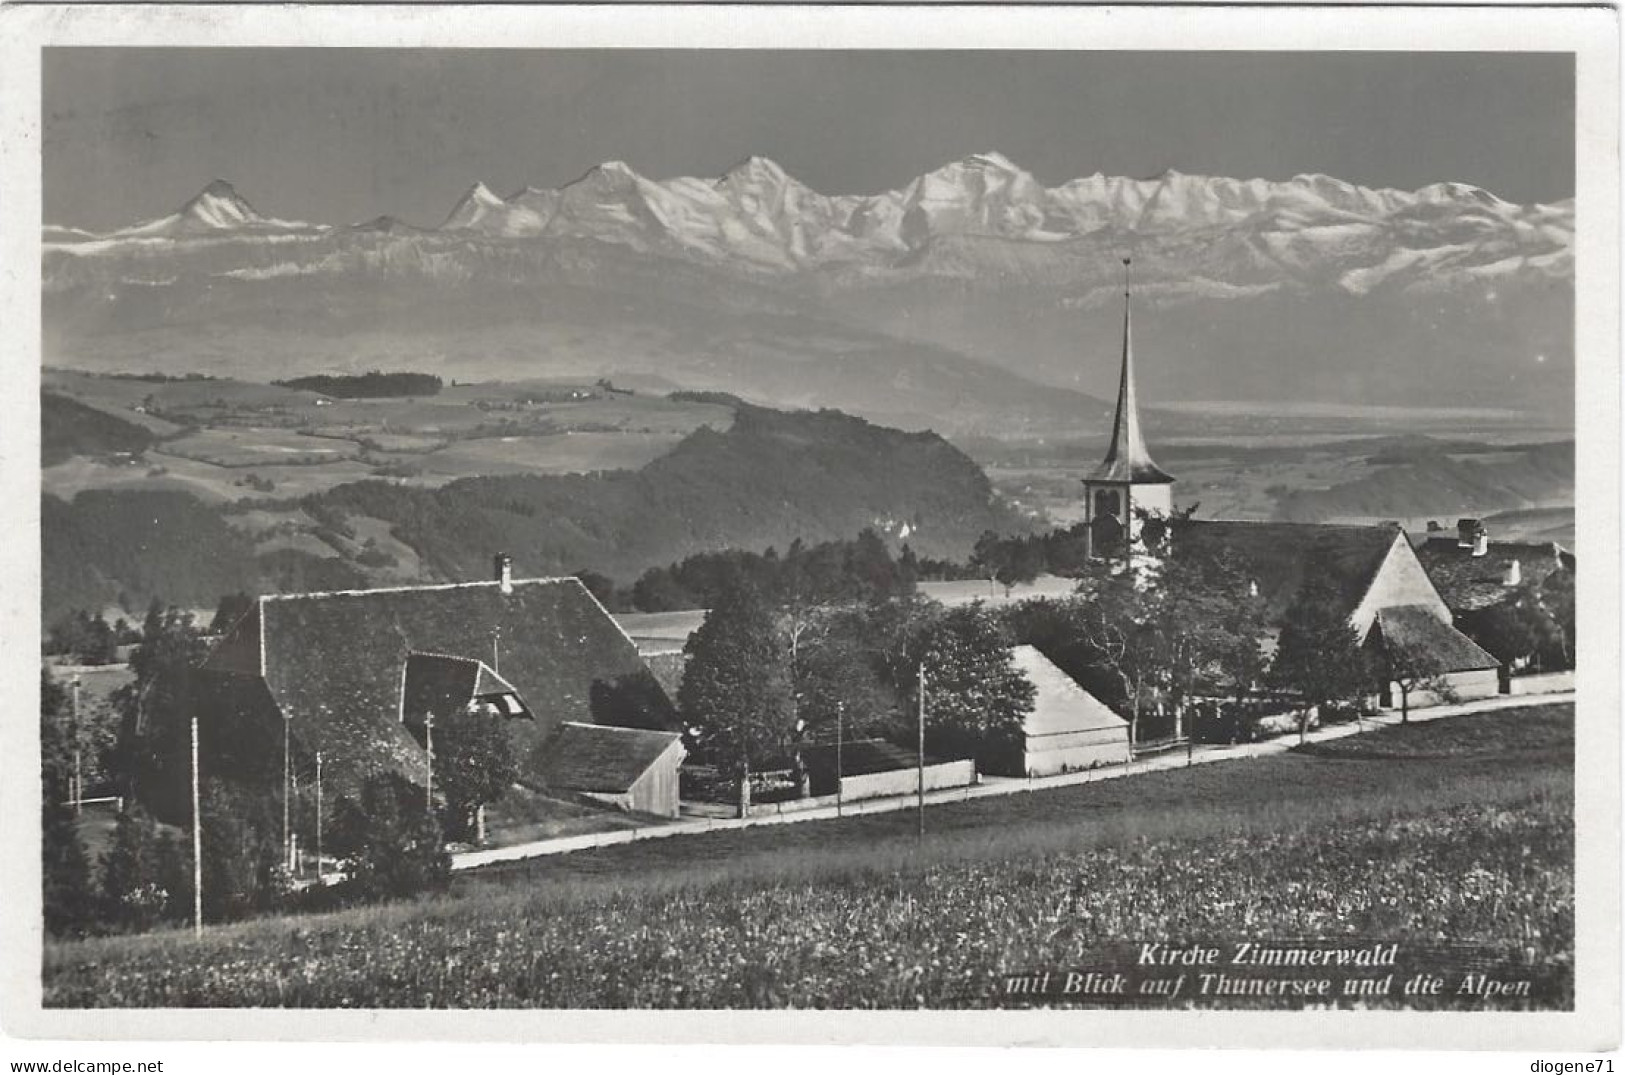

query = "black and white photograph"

[0,2,1617,1053]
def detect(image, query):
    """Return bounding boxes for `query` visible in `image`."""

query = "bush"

[199,780,283,923]
[329,773,449,903]
[100,808,166,933]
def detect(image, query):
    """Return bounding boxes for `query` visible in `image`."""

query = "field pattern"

[43,708,1573,1010]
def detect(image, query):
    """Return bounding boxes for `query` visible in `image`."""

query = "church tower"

[1083,258,1176,560]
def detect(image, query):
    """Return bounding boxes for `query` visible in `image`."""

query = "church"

[1080,259,1501,712]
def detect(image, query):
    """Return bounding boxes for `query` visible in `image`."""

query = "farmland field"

[43,705,1572,1009]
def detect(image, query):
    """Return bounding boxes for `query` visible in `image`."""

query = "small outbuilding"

[1369,605,1502,707]
[534,722,686,819]
[1001,645,1132,777]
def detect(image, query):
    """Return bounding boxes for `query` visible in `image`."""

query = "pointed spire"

[1088,257,1175,485]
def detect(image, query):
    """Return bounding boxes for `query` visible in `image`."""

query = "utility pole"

[190,716,202,938]
[917,664,926,841]
[424,711,435,815]
[282,715,292,871]
[70,675,82,816]
[834,703,844,819]
[314,751,323,883]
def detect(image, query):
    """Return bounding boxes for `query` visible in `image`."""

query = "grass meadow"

[42,705,1572,1009]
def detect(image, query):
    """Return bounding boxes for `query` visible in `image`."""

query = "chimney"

[1457,518,1484,549]
[494,552,513,595]
[1504,559,1522,587]
[1472,532,1489,558]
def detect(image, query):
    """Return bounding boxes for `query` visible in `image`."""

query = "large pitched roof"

[1086,276,1175,486]
[1372,605,1500,674]
[203,577,660,785]
[1175,520,1401,624]
[1011,645,1129,736]
[534,722,683,794]
[1415,537,1575,612]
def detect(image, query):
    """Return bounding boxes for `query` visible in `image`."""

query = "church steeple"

[1088,258,1175,485]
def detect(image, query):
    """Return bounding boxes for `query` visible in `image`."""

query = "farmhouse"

[195,555,677,803]
[998,645,1131,775]
[1083,267,1502,710]
[1414,519,1574,615]
[535,722,685,818]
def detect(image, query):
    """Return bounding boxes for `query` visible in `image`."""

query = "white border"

[0,3,1616,1051]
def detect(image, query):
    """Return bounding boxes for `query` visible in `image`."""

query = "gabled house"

[196,556,675,803]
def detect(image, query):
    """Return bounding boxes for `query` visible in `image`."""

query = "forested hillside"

[310,404,1018,583]
[41,404,1020,625]
[42,490,261,620]
[41,392,156,466]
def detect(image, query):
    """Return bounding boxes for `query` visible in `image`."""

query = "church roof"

[1086,267,1175,485]
[1175,520,1401,625]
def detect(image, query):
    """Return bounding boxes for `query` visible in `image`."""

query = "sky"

[42,49,1575,230]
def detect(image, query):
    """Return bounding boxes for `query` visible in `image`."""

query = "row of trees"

[676,586,1035,805]
[587,530,969,614]
[675,527,1465,804]
[43,609,140,664]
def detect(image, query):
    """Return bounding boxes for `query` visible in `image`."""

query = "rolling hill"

[41,401,1021,626]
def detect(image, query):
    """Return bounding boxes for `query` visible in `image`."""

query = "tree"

[432,707,517,842]
[1466,600,1542,670]
[1374,635,1458,724]
[785,608,901,794]
[109,604,208,815]
[1060,573,1161,748]
[100,807,166,932]
[41,669,95,938]
[969,530,1011,592]
[329,772,449,903]
[1269,576,1375,743]
[152,829,193,925]
[198,779,284,922]
[1144,527,1269,743]
[677,584,794,811]
[1463,579,1569,673]
[1539,571,1576,669]
[914,605,1035,769]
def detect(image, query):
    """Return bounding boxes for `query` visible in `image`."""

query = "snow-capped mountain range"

[42,154,1574,428]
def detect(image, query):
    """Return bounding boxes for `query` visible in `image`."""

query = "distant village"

[39,274,1576,936]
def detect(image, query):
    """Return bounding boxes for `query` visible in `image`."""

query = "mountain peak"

[963,151,1022,171]
[197,178,243,199]
[463,181,504,206]
[175,180,263,229]
[725,155,791,181]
